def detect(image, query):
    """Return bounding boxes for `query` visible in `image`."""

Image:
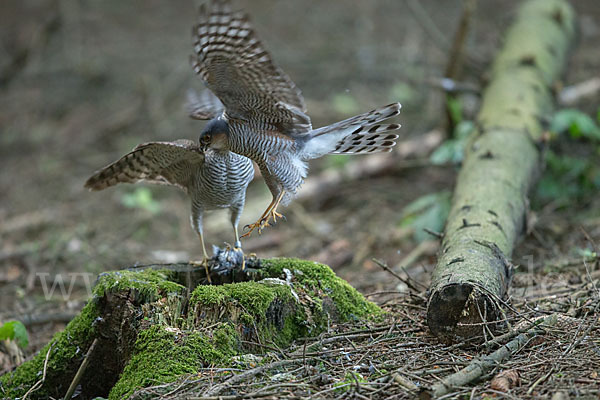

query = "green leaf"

[446,95,463,125]
[430,121,474,165]
[0,320,29,348]
[551,109,600,141]
[400,191,451,242]
[388,82,418,106]
[535,149,600,202]
[575,248,596,259]
[331,93,359,115]
[121,187,161,214]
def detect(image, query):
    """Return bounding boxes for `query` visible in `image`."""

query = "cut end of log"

[426,282,501,343]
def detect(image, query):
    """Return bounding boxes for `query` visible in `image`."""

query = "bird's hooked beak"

[199,134,211,151]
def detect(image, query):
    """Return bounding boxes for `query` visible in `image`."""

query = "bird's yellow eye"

[202,135,211,144]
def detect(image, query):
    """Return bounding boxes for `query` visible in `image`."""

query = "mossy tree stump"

[427,0,576,342]
[0,258,379,399]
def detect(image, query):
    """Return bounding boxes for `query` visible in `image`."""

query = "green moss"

[1,259,379,398]
[94,268,185,300]
[191,279,309,347]
[109,324,236,400]
[277,311,308,345]
[191,281,290,315]
[261,258,382,320]
[212,322,240,354]
[0,299,100,399]
[190,259,380,349]
[1,268,185,399]
[193,258,380,322]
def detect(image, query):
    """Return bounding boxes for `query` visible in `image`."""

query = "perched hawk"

[85,136,254,273]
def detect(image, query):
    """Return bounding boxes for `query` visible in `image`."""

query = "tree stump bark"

[427,0,576,342]
[0,258,379,399]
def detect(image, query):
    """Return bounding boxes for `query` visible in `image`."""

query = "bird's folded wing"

[191,0,311,136]
[84,140,205,193]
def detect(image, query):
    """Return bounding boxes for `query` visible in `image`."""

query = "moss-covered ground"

[109,323,238,399]
[0,300,100,399]
[0,258,379,399]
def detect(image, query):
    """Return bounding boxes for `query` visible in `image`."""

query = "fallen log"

[427,0,576,341]
[0,258,379,399]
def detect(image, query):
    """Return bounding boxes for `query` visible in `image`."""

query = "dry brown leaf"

[490,369,520,392]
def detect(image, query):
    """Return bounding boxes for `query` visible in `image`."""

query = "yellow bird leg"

[190,231,212,284]
[242,190,286,237]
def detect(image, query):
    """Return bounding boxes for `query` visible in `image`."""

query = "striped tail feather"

[302,102,401,158]
[331,124,400,154]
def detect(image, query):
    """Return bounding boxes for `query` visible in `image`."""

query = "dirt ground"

[1,0,599,398]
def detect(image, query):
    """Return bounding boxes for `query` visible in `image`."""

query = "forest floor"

[1,0,600,398]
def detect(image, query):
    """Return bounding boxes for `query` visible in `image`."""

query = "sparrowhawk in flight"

[191,0,402,236]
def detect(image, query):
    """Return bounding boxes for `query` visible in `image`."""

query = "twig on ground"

[17,312,78,327]
[372,258,422,293]
[423,228,444,240]
[22,343,53,400]
[63,338,99,400]
[444,0,479,79]
[427,314,558,397]
[559,77,600,105]
[397,240,438,270]
[203,359,309,397]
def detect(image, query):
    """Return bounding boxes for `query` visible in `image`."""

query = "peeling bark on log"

[0,258,379,400]
[427,0,576,342]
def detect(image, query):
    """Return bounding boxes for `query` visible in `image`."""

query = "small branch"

[558,77,600,106]
[423,228,444,240]
[63,338,99,400]
[18,312,78,327]
[444,0,479,79]
[372,258,422,293]
[203,359,309,396]
[426,314,558,397]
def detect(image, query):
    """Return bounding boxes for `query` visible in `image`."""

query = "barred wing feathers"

[84,140,205,193]
[191,0,311,135]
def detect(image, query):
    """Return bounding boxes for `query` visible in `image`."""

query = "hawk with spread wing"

[191,0,402,236]
[85,132,254,274]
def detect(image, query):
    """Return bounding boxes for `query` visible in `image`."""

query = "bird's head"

[199,118,230,151]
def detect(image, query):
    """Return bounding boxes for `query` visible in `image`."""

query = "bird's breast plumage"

[190,149,253,211]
